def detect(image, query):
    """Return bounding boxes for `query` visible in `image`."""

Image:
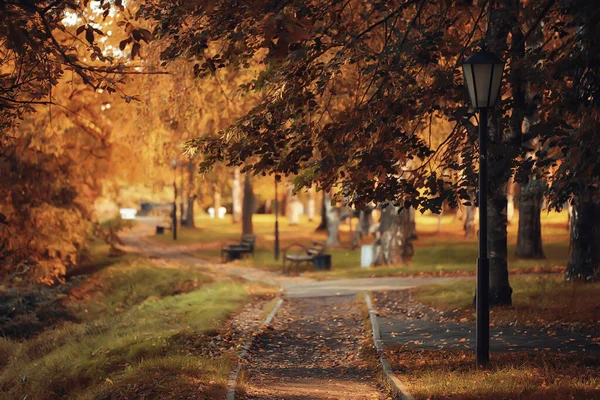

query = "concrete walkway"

[377,317,600,354]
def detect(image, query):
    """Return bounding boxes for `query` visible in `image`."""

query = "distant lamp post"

[172,158,178,241]
[461,50,505,367]
[274,176,280,261]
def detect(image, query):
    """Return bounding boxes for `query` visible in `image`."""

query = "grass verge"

[412,275,600,328]
[0,255,251,400]
[386,349,600,400]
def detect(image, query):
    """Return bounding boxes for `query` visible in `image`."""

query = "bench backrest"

[307,241,326,256]
[241,234,256,250]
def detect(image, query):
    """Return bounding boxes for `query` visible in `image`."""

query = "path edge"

[226,297,285,400]
[365,294,415,400]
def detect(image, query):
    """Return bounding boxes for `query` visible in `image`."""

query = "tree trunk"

[565,197,600,282]
[515,182,545,259]
[487,178,513,307]
[316,193,328,231]
[242,172,254,235]
[213,189,221,219]
[232,167,242,223]
[184,161,195,228]
[351,207,374,248]
[464,205,475,238]
[289,194,301,225]
[323,192,349,247]
[372,205,413,266]
[307,186,316,221]
[506,177,516,225]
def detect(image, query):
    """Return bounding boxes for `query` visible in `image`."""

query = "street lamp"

[461,50,504,367]
[274,176,280,261]
[172,158,178,241]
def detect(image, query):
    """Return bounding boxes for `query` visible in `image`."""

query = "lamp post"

[172,158,178,241]
[461,51,505,367]
[274,176,280,261]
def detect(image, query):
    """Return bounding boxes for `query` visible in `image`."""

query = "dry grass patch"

[386,349,600,399]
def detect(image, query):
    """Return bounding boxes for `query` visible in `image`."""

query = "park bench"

[283,241,330,274]
[221,234,256,263]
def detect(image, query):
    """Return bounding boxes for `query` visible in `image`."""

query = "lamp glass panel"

[462,64,477,108]
[488,62,504,107]
[473,63,493,108]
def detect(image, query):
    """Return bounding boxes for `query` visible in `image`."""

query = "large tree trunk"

[316,193,328,231]
[515,182,545,259]
[372,205,413,266]
[242,172,254,235]
[487,183,513,306]
[565,197,600,282]
[184,161,195,228]
[232,167,242,223]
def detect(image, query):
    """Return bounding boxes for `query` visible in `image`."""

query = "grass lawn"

[0,251,269,399]
[386,349,600,400]
[412,275,600,328]
[168,211,570,279]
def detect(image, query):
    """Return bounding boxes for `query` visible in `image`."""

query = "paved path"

[241,296,386,400]
[378,317,600,354]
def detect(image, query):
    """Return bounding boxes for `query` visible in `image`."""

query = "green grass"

[154,211,570,280]
[412,275,600,327]
[0,255,251,400]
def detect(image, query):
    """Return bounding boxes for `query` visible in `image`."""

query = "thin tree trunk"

[213,189,221,218]
[289,194,301,225]
[316,193,328,231]
[232,167,242,223]
[506,177,516,225]
[307,186,316,221]
[464,205,475,238]
[242,172,254,235]
[372,205,413,266]
[184,161,195,228]
[565,196,600,282]
[515,182,545,259]
[323,192,340,246]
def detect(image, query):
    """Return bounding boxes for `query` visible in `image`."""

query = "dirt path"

[240,296,388,400]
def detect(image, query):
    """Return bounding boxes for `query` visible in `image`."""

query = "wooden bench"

[283,241,329,274]
[221,234,256,263]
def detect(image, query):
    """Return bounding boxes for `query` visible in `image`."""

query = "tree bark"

[307,186,316,221]
[242,172,254,235]
[323,192,349,247]
[464,205,475,238]
[351,207,374,248]
[316,193,328,231]
[487,175,513,307]
[232,167,242,223]
[184,160,195,228]
[515,182,545,259]
[372,205,413,266]
[565,196,600,282]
